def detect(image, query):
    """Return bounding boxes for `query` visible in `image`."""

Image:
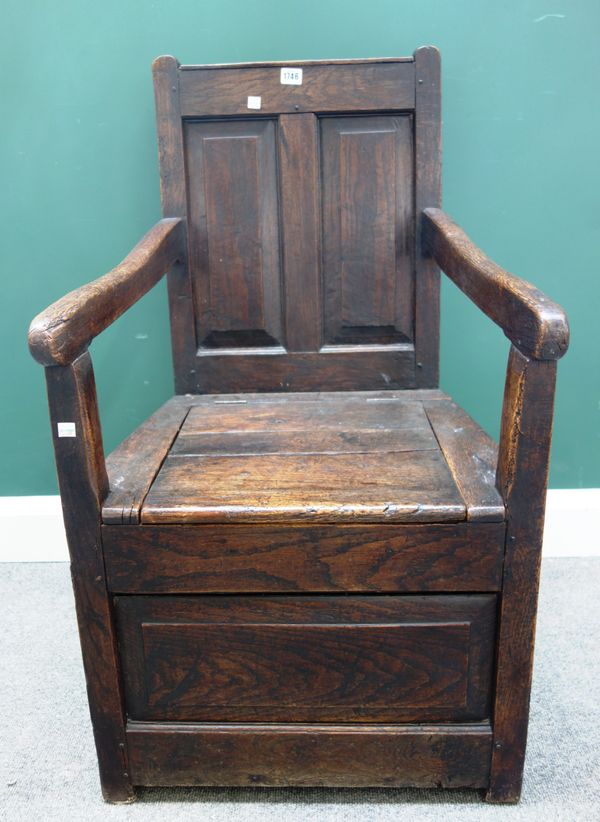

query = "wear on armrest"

[29,218,183,366]
[422,208,569,360]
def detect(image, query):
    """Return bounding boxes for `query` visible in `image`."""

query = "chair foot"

[484,784,522,804]
[101,782,136,804]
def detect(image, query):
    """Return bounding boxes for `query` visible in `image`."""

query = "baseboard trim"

[0,490,598,562]
[0,496,68,562]
[542,489,600,558]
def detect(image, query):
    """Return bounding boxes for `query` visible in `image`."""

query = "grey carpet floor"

[1,558,599,821]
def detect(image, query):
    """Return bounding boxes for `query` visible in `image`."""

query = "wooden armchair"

[29,48,568,804]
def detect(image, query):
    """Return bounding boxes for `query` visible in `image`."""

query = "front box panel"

[116,594,496,723]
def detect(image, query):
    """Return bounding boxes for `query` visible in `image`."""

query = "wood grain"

[138,389,508,524]
[127,721,493,788]
[100,390,455,528]
[185,118,283,349]
[28,219,183,367]
[278,113,322,351]
[179,60,415,116]
[424,398,504,521]
[169,427,437,457]
[45,354,133,802]
[423,208,569,361]
[414,46,442,387]
[168,56,425,391]
[320,115,414,345]
[487,347,558,802]
[102,522,505,593]
[142,449,465,524]
[179,392,431,432]
[103,397,191,524]
[192,347,417,393]
[152,55,197,392]
[116,594,495,723]
[181,388,446,404]
[29,49,570,804]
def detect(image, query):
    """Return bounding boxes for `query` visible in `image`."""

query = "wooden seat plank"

[142,449,465,524]
[178,392,432,433]
[101,390,505,526]
[170,427,438,457]
[424,398,504,521]
[103,397,192,524]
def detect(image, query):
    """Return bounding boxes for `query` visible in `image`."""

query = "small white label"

[280,67,303,85]
[57,422,76,438]
[247,95,261,110]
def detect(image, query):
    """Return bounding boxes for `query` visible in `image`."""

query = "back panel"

[153,51,441,393]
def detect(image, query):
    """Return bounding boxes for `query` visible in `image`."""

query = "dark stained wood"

[116,594,496,723]
[179,61,415,116]
[182,57,415,68]
[487,348,558,803]
[102,522,505,594]
[28,219,183,367]
[101,389,456,528]
[170,426,436,456]
[424,398,504,521]
[172,390,433,462]
[185,118,283,349]
[423,208,570,361]
[321,115,414,345]
[45,354,133,802]
[179,391,431,432]
[29,49,570,804]
[103,397,191,524]
[413,46,442,387]
[193,346,416,393]
[127,722,493,788]
[139,390,507,524]
[142,449,465,524]
[181,387,445,404]
[173,56,423,392]
[278,113,321,352]
[152,55,197,393]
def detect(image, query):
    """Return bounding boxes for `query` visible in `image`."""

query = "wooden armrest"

[29,218,184,366]
[422,208,569,360]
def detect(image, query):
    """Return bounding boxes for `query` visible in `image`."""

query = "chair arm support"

[28,218,184,366]
[422,208,569,361]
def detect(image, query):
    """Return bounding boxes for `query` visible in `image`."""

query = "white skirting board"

[0,490,598,562]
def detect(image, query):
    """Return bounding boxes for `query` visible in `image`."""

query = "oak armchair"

[29,47,568,804]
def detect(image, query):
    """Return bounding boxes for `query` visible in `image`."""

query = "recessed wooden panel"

[143,623,470,713]
[185,118,283,348]
[116,595,496,723]
[321,115,414,345]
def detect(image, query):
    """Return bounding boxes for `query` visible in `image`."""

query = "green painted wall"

[2,0,598,494]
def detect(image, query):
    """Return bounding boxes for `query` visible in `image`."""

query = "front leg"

[486,347,557,802]
[45,353,135,802]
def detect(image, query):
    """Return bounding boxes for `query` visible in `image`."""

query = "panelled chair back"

[156,53,438,393]
[29,48,569,804]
